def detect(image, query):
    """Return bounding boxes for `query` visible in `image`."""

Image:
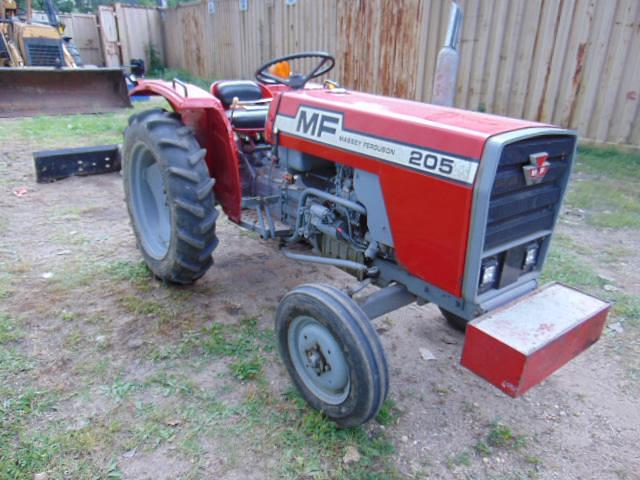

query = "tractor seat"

[211,80,269,130]
[212,80,263,107]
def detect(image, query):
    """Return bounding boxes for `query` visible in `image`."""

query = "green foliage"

[147,44,165,74]
[57,0,74,13]
[147,67,214,91]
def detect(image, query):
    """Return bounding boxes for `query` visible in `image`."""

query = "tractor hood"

[268,88,551,168]
[268,88,565,297]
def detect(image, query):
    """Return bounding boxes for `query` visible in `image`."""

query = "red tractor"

[125,52,609,427]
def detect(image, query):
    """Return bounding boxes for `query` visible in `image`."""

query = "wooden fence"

[113,4,165,68]
[160,0,640,147]
[58,13,103,66]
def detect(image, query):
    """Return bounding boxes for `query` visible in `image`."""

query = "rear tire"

[439,307,469,331]
[123,109,218,284]
[276,284,389,427]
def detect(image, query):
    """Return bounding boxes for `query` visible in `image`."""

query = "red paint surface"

[461,301,609,397]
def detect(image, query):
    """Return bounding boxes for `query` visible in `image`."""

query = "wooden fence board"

[118,4,164,67]
[59,13,104,66]
[97,6,120,67]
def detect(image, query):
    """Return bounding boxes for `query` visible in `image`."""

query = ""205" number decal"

[408,150,454,175]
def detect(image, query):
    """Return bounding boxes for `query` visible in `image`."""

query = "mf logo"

[295,108,341,138]
[523,152,550,186]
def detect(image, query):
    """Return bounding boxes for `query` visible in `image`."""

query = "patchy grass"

[104,259,153,287]
[542,237,640,329]
[447,450,472,469]
[566,180,640,229]
[576,144,640,181]
[486,421,526,450]
[471,421,528,465]
[474,440,491,456]
[0,98,169,147]
[0,269,13,300]
[541,238,603,288]
[566,145,640,229]
[100,377,142,402]
[229,356,263,380]
[375,398,402,426]
[270,388,397,479]
[119,295,177,324]
[0,312,20,345]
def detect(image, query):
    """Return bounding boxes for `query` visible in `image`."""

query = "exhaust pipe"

[431,1,463,107]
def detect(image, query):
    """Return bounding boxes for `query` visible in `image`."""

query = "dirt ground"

[1,112,639,480]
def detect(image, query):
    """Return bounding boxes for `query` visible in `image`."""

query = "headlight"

[480,258,498,287]
[524,243,539,268]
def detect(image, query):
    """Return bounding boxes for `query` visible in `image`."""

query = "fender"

[130,80,243,222]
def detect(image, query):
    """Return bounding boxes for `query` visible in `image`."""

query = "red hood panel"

[268,88,558,297]
[274,89,549,160]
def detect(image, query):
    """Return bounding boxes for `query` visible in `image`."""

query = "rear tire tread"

[158,138,190,151]
[177,229,206,249]
[197,178,216,200]
[168,166,200,183]
[123,109,218,284]
[175,199,206,219]
[189,149,207,166]
[200,211,219,234]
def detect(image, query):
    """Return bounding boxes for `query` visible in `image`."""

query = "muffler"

[432,1,463,107]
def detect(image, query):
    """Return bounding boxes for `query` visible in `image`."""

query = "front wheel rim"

[129,142,171,259]
[288,315,350,405]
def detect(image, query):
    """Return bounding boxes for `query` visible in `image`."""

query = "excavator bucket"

[0,67,132,118]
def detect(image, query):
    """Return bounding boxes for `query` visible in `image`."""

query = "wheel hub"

[288,315,350,405]
[305,344,331,375]
[129,142,171,260]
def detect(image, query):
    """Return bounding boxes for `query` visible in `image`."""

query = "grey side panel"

[353,169,394,247]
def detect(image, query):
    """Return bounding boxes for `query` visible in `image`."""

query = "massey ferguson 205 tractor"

[125,52,610,427]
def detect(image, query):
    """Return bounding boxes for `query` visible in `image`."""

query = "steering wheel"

[255,52,335,89]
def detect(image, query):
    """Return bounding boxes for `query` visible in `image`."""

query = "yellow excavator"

[0,0,131,117]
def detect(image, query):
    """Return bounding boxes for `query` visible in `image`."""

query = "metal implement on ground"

[0,0,131,117]
[121,3,609,428]
[33,144,121,183]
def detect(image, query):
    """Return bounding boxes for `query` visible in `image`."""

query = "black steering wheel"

[255,52,335,89]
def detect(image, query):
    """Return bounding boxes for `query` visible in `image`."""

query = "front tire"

[123,109,218,284]
[276,284,389,427]
[439,307,469,331]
